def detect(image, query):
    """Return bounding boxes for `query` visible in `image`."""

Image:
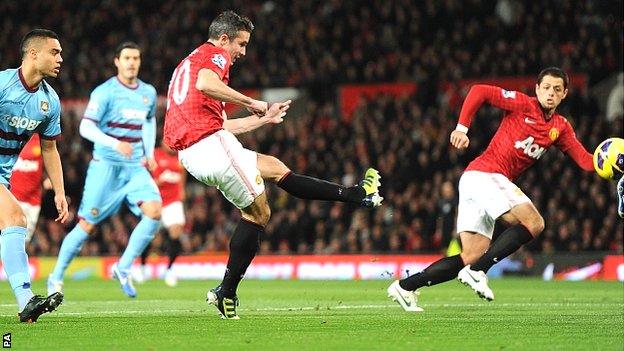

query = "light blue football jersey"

[83,77,157,164]
[0,68,61,184]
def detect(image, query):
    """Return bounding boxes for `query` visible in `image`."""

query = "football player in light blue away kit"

[48,42,161,298]
[0,29,69,322]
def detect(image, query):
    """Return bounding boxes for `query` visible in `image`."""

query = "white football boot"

[164,268,178,287]
[387,280,424,312]
[457,265,494,301]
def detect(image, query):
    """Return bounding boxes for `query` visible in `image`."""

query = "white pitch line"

[1,301,622,317]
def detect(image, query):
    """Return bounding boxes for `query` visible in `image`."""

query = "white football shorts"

[162,201,186,227]
[457,171,531,239]
[18,202,41,242]
[179,130,264,209]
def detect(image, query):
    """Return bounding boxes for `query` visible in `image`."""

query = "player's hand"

[247,99,268,117]
[262,100,291,124]
[145,157,158,172]
[450,130,470,149]
[54,193,70,224]
[116,141,133,158]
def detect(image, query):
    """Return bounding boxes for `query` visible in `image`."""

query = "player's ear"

[27,46,38,61]
[535,84,539,95]
[562,88,568,100]
[218,33,229,45]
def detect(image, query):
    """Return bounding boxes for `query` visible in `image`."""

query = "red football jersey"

[164,43,231,150]
[152,147,184,206]
[458,85,593,180]
[10,134,44,205]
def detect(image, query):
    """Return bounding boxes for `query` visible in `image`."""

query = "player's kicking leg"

[1,185,63,322]
[258,154,383,207]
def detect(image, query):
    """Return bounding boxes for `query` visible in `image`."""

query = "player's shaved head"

[20,29,59,59]
[208,10,254,41]
[537,67,569,89]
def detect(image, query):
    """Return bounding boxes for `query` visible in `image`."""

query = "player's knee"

[460,251,482,265]
[527,216,545,236]
[246,204,270,227]
[522,215,545,237]
[259,154,290,183]
[0,208,27,229]
[78,219,96,235]
[142,202,162,220]
[257,205,271,227]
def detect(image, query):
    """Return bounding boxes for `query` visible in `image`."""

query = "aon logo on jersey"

[514,136,546,159]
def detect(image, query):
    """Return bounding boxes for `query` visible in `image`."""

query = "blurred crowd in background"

[0,0,621,256]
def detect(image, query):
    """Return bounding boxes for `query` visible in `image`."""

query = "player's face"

[224,31,250,64]
[33,38,63,78]
[535,75,568,111]
[114,48,141,80]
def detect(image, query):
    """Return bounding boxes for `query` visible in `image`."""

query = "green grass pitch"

[1,278,622,350]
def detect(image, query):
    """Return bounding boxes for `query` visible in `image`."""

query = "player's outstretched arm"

[79,119,132,158]
[555,122,594,172]
[223,100,291,135]
[456,84,530,132]
[196,68,267,116]
[40,138,69,223]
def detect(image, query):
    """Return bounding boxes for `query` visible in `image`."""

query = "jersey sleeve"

[83,85,110,122]
[39,95,61,140]
[555,118,594,172]
[147,86,157,120]
[200,48,231,80]
[457,85,532,130]
[0,70,13,101]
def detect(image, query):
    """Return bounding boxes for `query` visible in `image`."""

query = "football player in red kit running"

[388,67,596,311]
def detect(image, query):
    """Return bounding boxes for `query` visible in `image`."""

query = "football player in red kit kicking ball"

[388,67,596,311]
[164,11,382,319]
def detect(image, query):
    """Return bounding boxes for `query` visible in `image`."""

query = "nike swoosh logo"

[466,270,481,283]
[395,287,412,307]
[524,117,536,124]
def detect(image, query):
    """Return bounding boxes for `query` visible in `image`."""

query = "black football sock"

[277,172,365,203]
[221,219,263,298]
[399,255,464,291]
[140,242,151,266]
[167,238,181,269]
[471,224,533,273]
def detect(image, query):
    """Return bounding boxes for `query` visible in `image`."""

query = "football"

[593,137,624,179]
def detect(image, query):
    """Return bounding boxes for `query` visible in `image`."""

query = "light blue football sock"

[118,216,159,271]
[50,225,89,282]
[1,226,34,311]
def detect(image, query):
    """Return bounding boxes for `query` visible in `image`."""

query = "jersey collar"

[18,68,39,93]
[116,76,140,90]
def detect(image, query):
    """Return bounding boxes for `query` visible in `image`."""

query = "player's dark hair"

[115,41,141,58]
[208,10,254,41]
[537,67,569,88]
[20,29,59,58]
